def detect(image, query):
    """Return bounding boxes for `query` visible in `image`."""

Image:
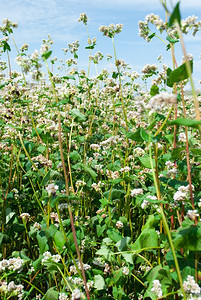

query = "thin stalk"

[85,24,92,77]
[6,50,12,79]
[149,131,186,298]
[174,22,201,123]
[131,273,147,288]
[112,36,128,131]
[154,105,173,137]
[180,84,195,209]
[18,133,43,176]
[44,58,90,299]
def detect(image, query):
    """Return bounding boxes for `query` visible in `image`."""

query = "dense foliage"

[0,2,201,299]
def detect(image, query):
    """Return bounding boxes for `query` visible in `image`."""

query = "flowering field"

[0,1,201,299]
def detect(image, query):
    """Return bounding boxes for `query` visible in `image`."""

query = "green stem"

[149,131,186,299]
[112,37,128,131]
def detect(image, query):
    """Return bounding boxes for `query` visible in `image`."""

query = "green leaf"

[62,75,76,80]
[138,154,155,169]
[69,108,86,122]
[0,233,10,245]
[6,208,15,224]
[80,164,97,180]
[122,253,133,264]
[140,128,149,142]
[166,36,179,44]
[172,220,201,251]
[37,231,49,254]
[94,274,105,290]
[37,145,46,153]
[96,224,107,237]
[45,287,59,300]
[33,256,43,272]
[190,148,201,155]
[125,128,143,142]
[41,170,59,186]
[148,33,156,40]
[141,214,157,231]
[131,228,159,252]
[0,233,4,247]
[116,237,131,251]
[145,265,172,297]
[54,231,66,251]
[2,41,11,52]
[168,118,201,128]
[96,245,113,261]
[168,2,181,27]
[45,225,58,239]
[74,52,78,59]
[166,67,173,87]
[169,60,193,85]
[69,150,80,161]
[103,189,125,201]
[108,269,122,286]
[165,250,196,278]
[42,51,52,60]
[107,229,122,243]
[150,85,159,96]
[85,44,95,49]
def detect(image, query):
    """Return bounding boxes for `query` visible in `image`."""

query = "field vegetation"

[0,1,201,299]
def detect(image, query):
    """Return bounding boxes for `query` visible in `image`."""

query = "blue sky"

[0,0,201,88]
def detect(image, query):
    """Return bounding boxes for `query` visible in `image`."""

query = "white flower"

[116,221,124,228]
[187,210,199,221]
[41,251,60,264]
[20,213,30,221]
[120,166,131,173]
[165,161,174,169]
[78,13,88,25]
[178,132,186,143]
[141,199,149,209]
[8,257,24,272]
[131,188,143,197]
[183,275,201,295]
[33,222,41,230]
[122,266,129,275]
[149,92,177,111]
[151,279,163,297]
[71,288,82,300]
[173,185,191,203]
[59,292,69,300]
[45,183,59,196]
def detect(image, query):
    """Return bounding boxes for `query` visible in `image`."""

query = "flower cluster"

[149,92,177,111]
[41,251,61,264]
[131,188,143,197]
[78,13,88,25]
[151,279,163,297]
[183,275,201,297]
[173,185,193,204]
[0,281,24,299]
[45,183,59,196]
[0,257,24,272]
[99,23,123,38]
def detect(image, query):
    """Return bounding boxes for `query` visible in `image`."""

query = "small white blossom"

[45,183,59,196]
[186,210,199,221]
[131,188,143,197]
[59,292,69,300]
[122,266,129,275]
[183,275,201,295]
[116,221,124,228]
[151,279,163,297]
[71,288,83,300]
[20,213,30,221]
